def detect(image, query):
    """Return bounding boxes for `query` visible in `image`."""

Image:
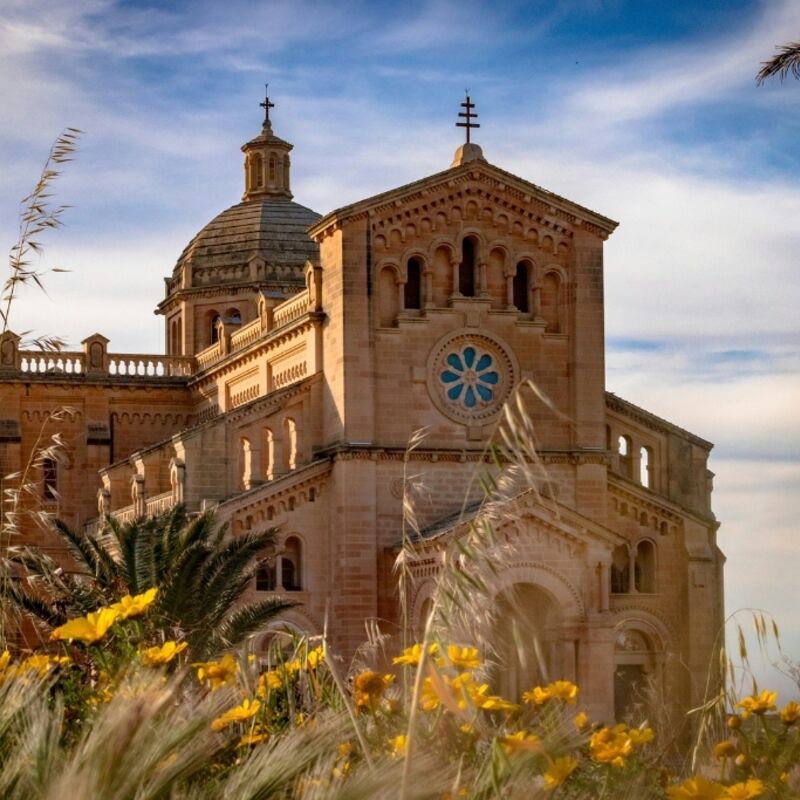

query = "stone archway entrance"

[492,582,564,701]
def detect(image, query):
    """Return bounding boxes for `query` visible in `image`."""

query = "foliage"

[2,505,296,658]
[0,620,797,798]
[757,41,800,84]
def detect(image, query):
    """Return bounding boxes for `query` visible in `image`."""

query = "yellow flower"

[547,680,579,704]
[389,734,407,757]
[713,740,737,760]
[543,756,577,790]
[442,645,481,671]
[779,699,800,725]
[353,670,393,710]
[256,669,284,696]
[734,690,777,719]
[18,654,55,677]
[140,641,187,666]
[210,698,261,731]
[109,587,158,620]
[500,730,541,754]
[727,715,742,730]
[522,685,551,705]
[51,607,120,644]
[237,729,269,747]
[392,642,438,667]
[332,760,350,779]
[589,725,633,767]
[194,653,238,689]
[628,726,654,746]
[0,650,11,672]
[473,691,519,713]
[667,776,726,800]
[722,779,764,800]
[305,646,324,671]
[337,742,354,758]
[574,711,589,730]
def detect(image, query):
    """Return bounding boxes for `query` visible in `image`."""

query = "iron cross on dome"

[456,92,480,143]
[260,84,275,125]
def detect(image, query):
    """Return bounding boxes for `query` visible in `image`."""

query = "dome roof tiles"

[173,199,320,286]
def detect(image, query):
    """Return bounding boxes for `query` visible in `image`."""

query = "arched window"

[614,628,656,722]
[42,457,58,501]
[250,153,263,189]
[634,540,656,593]
[210,313,221,345]
[256,561,276,592]
[541,271,561,333]
[282,418,297,472]
[611,545,630,594]
[378,266,398,327]
[459,237,476,297]
[240,437,252,490]
[225,307,242,325]
[283,536,302,591]
[405,257,422,310]
[513,261,530,312]
[263,427,275,481]
[269,155,276,183]
[640,446,653,488]
[618,435,632,479]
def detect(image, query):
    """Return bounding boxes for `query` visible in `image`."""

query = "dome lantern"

[241,85,293,202]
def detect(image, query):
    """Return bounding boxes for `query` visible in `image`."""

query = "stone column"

[451,258,460,296]
[424,267,434,309]
[478,261,488,297]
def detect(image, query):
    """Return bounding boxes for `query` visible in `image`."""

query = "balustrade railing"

[272,290,310,328]
[18,352,85,374]
[230,318,262,350]
[145,490,174,516]
[107,354,194,377]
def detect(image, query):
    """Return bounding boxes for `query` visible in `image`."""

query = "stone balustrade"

[145,490,175,516]
[272,289,310,328]
[0,331,195,381]
[229,317,262,350]
[107,354,195,377]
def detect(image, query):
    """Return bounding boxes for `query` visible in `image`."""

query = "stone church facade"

[0,102,723,723]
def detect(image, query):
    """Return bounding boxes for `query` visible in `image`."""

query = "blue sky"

[1,0,799,694]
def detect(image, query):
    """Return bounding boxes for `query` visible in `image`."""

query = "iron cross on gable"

[456,93,480,143]
[260,84,275,125]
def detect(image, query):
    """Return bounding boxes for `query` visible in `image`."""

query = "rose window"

[427,331,517,425]
[439,346,499,409]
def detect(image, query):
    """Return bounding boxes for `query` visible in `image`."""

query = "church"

[0,95,724,723]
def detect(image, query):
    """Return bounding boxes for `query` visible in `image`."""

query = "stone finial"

[450,142,486,168]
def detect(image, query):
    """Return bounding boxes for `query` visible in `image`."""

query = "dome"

[172,198,321,289]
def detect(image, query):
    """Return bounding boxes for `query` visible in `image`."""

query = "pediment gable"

[308,160,618,243]
[412,488,624,557]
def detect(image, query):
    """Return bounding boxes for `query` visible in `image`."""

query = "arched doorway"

[614,627,658,722]
[492,583,564,700]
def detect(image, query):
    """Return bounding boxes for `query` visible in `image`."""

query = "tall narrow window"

[283,156,290,190]
[618,435,632,479]
[513,262,529,312]
[283,418,297,472]
[640,446,653,488]
[210,313,221,345]
[240,437,252,490]
[263,428,275,481]
[634,540,656,593]
[256,562,276,591]
[405,257,422,310]
[269,155,276,183]
[459,238,476,297]
[541,272,561,332]
[611,545,630,594]
[283,536,302,590]
[42,458,58,501]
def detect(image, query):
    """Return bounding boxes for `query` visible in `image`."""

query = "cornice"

[308,161,618,241]
[606,392,713,450]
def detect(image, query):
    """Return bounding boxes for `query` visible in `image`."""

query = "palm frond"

[204,597,298,655]
[757,41,800,84]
